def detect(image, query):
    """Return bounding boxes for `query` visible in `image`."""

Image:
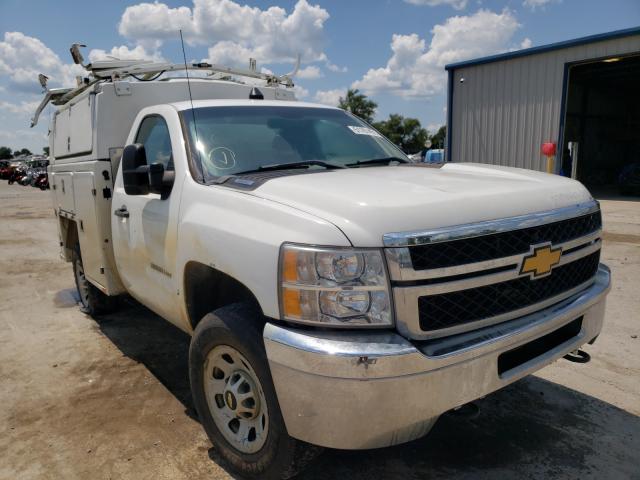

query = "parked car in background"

[0,164,11,180]
[407,148,445,164]
[407,151,423,162]
[18,168,36,186]
[35,171,49,190]
[424,148,444,163]
[7,164,26,185]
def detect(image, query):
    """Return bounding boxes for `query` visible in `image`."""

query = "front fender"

[175,179,351,327]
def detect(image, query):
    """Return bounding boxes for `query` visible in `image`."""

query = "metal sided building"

[445,27,640,192]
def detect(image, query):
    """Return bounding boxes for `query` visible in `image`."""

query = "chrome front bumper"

[263,265,611,450]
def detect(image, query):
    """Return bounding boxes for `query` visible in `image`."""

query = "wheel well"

[184,262,261,330]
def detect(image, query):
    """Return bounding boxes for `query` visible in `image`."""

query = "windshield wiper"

[345,156,410,167]
[234,160,346,175]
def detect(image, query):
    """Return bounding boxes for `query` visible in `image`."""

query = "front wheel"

[189,303,321,479]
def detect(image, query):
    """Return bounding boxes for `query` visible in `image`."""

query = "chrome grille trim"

[385,202,603,340]
[399,240,599,297]
[386,230,602,282]
[382,200,600,247]
[393,276,598,340]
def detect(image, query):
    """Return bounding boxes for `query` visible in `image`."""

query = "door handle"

[114,206,130,218]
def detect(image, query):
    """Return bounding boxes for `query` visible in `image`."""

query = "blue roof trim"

[445,26,640,71]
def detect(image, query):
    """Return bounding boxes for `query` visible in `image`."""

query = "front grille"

[410,211,601,270]
[418,250,600,332]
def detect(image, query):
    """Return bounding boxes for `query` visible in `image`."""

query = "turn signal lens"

[282,250,299,283]
[282,288,301,317]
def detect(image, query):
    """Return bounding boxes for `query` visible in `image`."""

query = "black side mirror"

[122,144,175,199]
[148,162,175,200]
[122,143,149,195]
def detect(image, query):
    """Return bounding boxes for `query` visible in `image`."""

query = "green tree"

[338,89,377,124]
[0,146,12,160]
[373,114,429,153]
[17,148,32,156]
[43,146,50,156]
[430,125,446,149]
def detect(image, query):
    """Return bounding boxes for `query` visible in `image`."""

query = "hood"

[248,163,594,247]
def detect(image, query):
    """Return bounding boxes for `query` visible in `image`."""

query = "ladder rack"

[31,47,298,127]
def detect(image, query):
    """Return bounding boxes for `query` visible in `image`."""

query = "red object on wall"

[541,142,557,156]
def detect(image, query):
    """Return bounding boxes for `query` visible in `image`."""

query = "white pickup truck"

[35,55,610,479]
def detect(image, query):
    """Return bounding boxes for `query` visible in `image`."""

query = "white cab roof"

[169,99,340,112]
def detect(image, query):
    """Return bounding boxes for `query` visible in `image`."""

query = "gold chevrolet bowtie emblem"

[520,244,562,278]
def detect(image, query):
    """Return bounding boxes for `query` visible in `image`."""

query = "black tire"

[72,245,118,317]
[189,303,322,479]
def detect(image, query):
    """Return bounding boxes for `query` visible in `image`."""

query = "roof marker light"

[249,87,264,100]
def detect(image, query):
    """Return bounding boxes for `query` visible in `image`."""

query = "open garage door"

[562,54,640,196]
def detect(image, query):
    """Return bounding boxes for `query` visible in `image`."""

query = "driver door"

[111,114,181,322]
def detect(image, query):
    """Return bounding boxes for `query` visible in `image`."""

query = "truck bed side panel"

[73,172,104,289]
[50,161,125,296]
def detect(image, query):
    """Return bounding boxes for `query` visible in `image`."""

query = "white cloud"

[206,41,254,65]
[292,85,309,98]
[352,9,521,98]
[523,0,560,10]
[0,32,84,92]
[325,61,347,73]
[118,2,192,49]
[0,128,47,142]
[88,45,165,62]
[313,88,346,106]
[520,37,532,49]
[404,0,468,10]
[118,0,331,67]
[0,100,40,115]
[296,65,323,79]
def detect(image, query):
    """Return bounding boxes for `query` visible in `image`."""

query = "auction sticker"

[347,126,382,137]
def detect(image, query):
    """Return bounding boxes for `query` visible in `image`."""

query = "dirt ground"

[1,181,639,480]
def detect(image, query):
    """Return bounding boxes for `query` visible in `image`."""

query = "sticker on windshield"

[347,126,382,137]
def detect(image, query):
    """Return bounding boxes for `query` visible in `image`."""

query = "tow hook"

[563,349,591,363]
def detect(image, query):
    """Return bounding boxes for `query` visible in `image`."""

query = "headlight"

[279,244,393,327]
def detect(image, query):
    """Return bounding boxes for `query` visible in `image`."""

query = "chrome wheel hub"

[203,345,269,454]
[222,370,260,420]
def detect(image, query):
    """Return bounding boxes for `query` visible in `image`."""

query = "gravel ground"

[0,181,638,480]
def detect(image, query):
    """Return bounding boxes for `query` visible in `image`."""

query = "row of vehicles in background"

[0,157,50,190]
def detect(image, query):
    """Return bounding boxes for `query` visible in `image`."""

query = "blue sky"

[1,0,639,153]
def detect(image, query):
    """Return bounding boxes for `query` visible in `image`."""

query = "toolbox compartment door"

[52,95,93,158]
[50,172,75,214]
[73,172,104,288]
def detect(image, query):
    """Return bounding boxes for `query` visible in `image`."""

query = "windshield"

[182,106,408,180]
